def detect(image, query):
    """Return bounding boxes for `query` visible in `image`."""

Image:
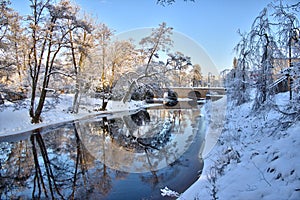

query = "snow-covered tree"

[0,1,13,67]
[192,64,202,87]
[107,39,139,88]
[96,23,114,89]
[230,32,251,106]
[94,23,114,110]
[27,0,91,123]
[121,22,174,103]
[272,1,300,100]
[249,8,278,110]
[0,0,27,100]
[139,22,173,75]
[165,51,192,87]
[68,14,94,113]
[231,0,299,110]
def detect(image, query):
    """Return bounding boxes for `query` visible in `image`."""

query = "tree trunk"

[122,80,137,103]
[110,62,116,89]
[29,83,37,119]
[71,31,86,113]
[72,81,81,113]
[31,88,47,123]
[288,40,293,100]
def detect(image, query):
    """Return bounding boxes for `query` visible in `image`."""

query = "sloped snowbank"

[179,92,300,200]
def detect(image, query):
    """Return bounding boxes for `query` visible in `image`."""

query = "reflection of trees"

[109,110,174,155]
[30,130,64,199]
[0,121,114,199]
[79,109,184,175]
[71,122,89,199]
[29,126,111,199]
[98,117,112,195]
[29,127,92,199]
[131,110,150,126]
[138,108,203,191]
[113,109,184,184]
[0,140,33,197]
[74,118,113,197]
[139,163,181,188]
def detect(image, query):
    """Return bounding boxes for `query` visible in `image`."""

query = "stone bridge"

[164,87,226,99]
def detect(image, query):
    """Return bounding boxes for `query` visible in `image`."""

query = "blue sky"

[12,0,274,72]
[73,0,271,71]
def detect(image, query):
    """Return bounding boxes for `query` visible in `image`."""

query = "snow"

[161,187,180,198]
[178,91,300,200]
[200,95,227,158]
[0,94,146,137]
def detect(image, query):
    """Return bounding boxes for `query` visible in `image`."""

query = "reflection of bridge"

[148,100,200,110]
[164,87,226,99]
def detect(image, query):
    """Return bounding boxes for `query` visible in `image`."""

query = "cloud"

[98,0,108,3]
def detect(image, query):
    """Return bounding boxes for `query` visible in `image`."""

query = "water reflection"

[0,105,205,199]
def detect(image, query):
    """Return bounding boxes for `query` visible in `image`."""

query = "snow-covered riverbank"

[0,95,147,137]
[179,92,300,200]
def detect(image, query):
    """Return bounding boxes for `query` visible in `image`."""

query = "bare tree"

[69,28,89,113]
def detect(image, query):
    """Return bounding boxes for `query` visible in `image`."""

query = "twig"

[252,161,272,187]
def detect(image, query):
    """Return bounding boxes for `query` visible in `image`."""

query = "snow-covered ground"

[179,92,300,200]
[0,94,146,137]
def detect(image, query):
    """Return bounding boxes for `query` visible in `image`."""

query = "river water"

[0,101,206,199]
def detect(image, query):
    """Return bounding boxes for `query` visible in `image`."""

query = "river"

[0,100,206,199]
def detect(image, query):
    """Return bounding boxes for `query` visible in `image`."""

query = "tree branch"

[48,71,75,79]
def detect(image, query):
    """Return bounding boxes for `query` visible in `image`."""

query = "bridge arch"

[187,91,201,100]
[163,89,178,100]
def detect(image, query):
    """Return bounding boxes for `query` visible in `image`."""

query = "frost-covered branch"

[121,65,174,103]
[48,70,75,79]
